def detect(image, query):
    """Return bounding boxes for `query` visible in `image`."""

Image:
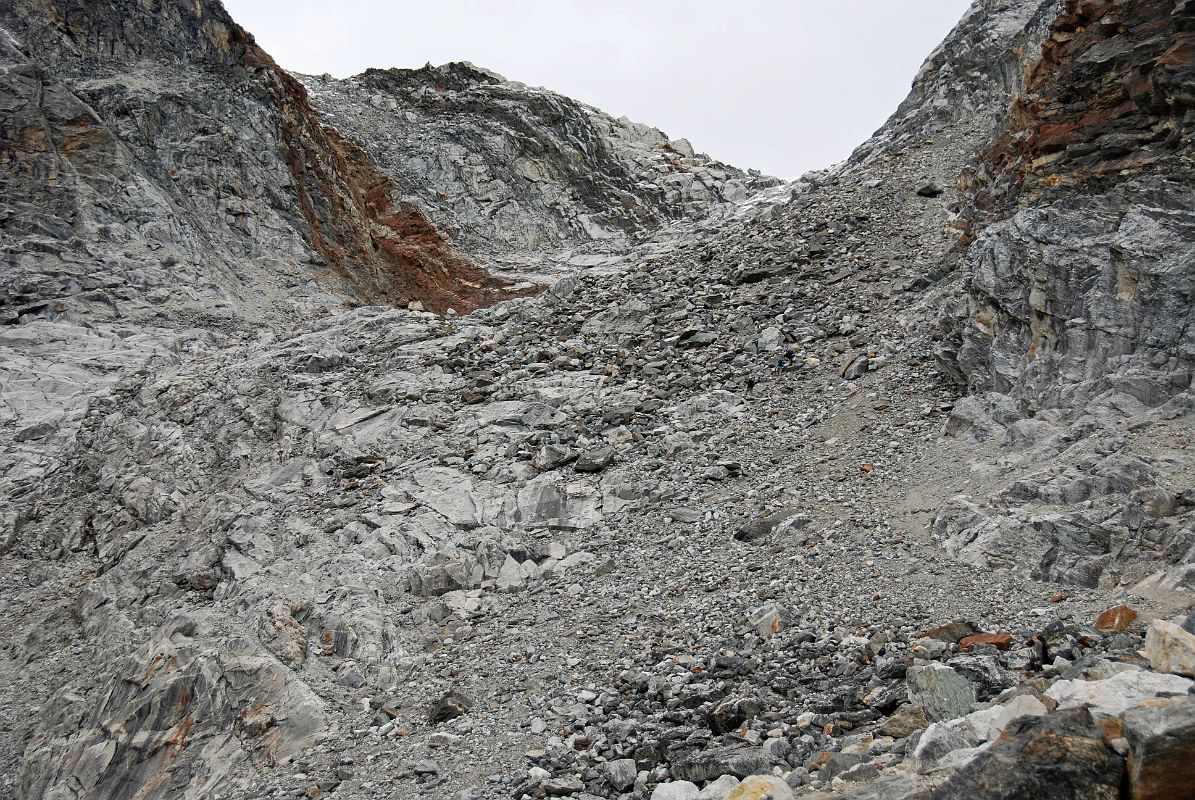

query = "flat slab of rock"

[962,693,1049,743]
[959,632,1014,651]
[1046,670,1193,717]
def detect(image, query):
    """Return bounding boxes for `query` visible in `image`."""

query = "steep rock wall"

[975,0,1195,210]
[941,0,1195,412]
[934,0,1195,592]
[0,0,530,320]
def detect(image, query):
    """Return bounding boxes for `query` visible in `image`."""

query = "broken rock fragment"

[907,663,977,722]
[1095,604,1138,633]
[428,690,472,724]
[1142,619,1195,677]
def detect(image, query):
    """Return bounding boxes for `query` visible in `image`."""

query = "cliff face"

[934,0,1195,591]
[0,0,529,320]
[976,0,1195,207]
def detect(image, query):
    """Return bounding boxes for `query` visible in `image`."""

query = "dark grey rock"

[935,709,1124,800]
[429,690,473,724]
[670,745,777,783]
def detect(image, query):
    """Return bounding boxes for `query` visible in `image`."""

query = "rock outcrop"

[299,63,778,268]
[849,0,1061,166]
[0,0,530,322]
[934,0,1195,593]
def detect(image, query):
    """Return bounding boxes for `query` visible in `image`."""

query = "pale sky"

[223,1,973,179]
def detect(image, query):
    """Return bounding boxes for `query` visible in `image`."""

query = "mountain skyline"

[223,0,971,178]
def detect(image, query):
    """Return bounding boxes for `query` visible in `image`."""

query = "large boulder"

[1122,696,1195,800]
[907,663,977,722]
[935,708,1124,799]
[1143,619,1195,677]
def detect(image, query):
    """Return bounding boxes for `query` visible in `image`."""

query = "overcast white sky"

[223,1,972,179]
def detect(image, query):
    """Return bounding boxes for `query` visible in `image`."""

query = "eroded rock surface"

[299,63,779,269]
[934,0,1195,594]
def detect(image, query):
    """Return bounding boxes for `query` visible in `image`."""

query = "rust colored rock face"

[1123,697,1195,800]
[232,11,538,315]
[965,0,1195,228]
[960,632,1015,651]
[1094,604,1139,632]
[260,57,537,314]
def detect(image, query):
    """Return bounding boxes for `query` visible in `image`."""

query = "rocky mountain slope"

[0,0,526,321]
[2,1,1194,800]
[298,64,777,271]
